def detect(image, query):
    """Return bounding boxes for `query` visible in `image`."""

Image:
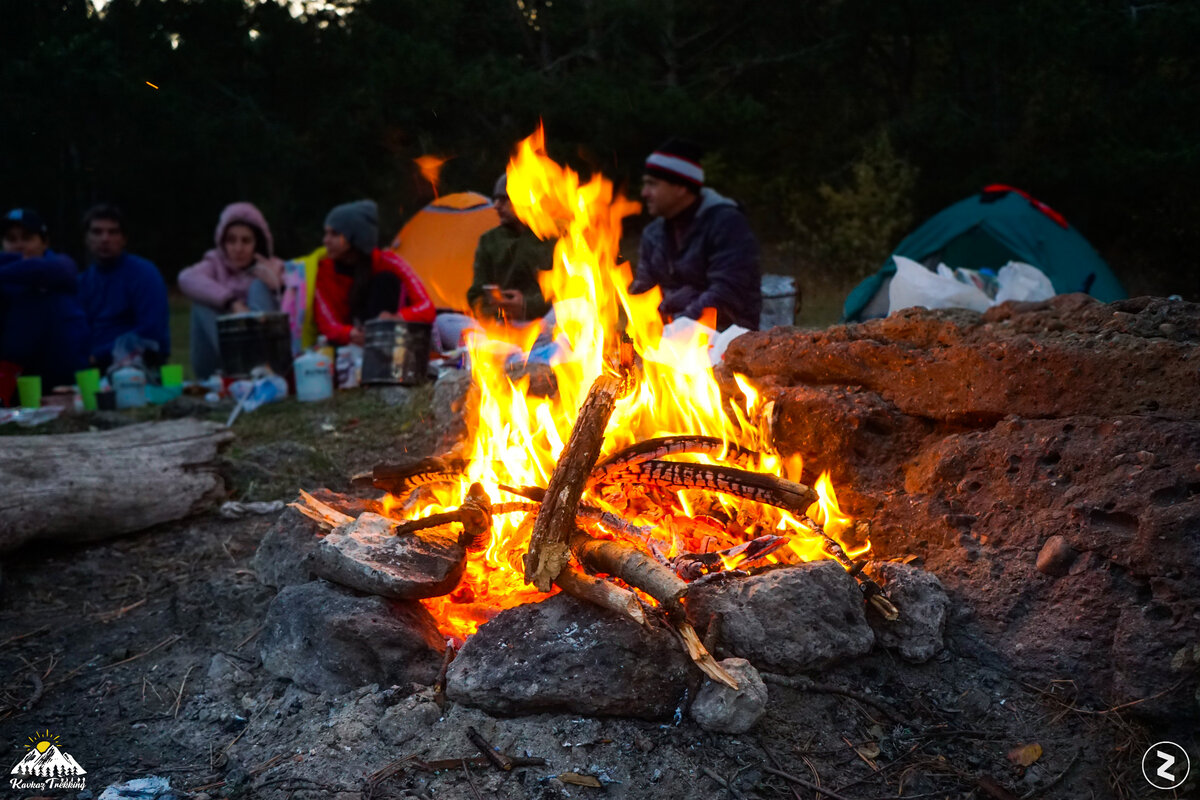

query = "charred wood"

[590,435,762,485]
[606,461,818,514]
[554,566,646,625]
[524,374,624,592]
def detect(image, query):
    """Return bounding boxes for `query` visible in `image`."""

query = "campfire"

[291,127,893,688]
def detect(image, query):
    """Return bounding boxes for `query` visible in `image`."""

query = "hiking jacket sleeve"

[178,251,237,309]
[0,251,78,294]
[313,261,354,346]
[679,207,761,327]
[378,250,436,324]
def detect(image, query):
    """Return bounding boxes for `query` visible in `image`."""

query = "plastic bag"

[888,256,1055,315]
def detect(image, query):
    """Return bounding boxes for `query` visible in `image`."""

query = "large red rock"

[718,295,1200,721]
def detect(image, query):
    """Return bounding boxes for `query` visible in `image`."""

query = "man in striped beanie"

[630,137,761,331]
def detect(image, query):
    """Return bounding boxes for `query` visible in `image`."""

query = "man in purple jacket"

[630,138,761,332]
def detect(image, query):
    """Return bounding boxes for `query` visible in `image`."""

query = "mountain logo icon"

[10,729,86,778]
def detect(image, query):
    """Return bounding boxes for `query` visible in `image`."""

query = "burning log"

[494,497,655,541]
[670,534,789,581]
[607,461,818,515]
[391,483,493,552]
[524,373,625,592]
[553,566,646,625]
[568,528,687,608]
[567,528,737,689]
[364,455,467,495]
[589,435,763,485]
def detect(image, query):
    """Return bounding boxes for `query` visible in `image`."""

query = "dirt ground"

[0,390,1191,800]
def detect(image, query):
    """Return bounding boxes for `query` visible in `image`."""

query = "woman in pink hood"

[178,202,285,378]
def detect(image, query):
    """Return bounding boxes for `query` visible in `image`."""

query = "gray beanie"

[493,174,509,200]
[324,199,378,255]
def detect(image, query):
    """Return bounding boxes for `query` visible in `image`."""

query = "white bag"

[888,256,992,314]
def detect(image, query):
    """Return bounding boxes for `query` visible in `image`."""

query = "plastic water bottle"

[112,366,147,409]
[294,346,334,402]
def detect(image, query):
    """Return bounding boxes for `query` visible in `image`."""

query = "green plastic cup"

[160,364,183,387]
[16,375,41,408]
[76,368,101,411]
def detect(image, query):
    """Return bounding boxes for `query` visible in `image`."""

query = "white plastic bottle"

[294,340,334,402]
[112,366,147,409]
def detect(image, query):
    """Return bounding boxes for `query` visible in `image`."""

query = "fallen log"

[524,374,623,592]
[0,418,232,552]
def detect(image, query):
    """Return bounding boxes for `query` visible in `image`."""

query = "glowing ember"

[406,126,868,642]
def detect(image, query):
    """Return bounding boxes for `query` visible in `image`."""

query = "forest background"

[3,0,1198,308]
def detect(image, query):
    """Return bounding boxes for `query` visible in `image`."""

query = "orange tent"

[390,191,499,311]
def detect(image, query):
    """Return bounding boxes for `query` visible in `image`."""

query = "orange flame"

[414,154,449,197]
[404,126,866,642]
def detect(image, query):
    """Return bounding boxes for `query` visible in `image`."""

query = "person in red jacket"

[314,199,435,346]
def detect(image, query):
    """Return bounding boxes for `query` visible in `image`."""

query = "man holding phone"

[466,174,556,323]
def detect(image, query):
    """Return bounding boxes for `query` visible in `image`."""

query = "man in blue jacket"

[630,138,761,332]
[77,204,170,368]
[1,208,90,392]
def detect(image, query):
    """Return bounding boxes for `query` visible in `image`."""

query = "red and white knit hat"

[644,138,705,188]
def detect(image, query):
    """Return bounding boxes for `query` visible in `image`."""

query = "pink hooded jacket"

[178,202,275,308]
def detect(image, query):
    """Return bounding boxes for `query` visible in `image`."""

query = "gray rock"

[260,580,445,694]
[376,697,443,747]
[1036,534,1078,576]
[690,658,768,734]
[866,561,950,663]
[432,368,475,451]
[207,653,253,690]
[446,593,694,719]
[687,562,875,672]
[305,512,466,599]
[252,506,322,588]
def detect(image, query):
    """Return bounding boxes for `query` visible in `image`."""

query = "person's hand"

[349,325,366,346]
[497,289,525,319]
[376,311,400,321]
[229,299,251,314]
[251,254,285,291]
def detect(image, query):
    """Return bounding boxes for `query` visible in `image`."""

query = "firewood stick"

[466,726,514,771]
[603,461,817,513]
[391,484,493,551]
[554,566,646,626]
[370,455,466,494]
[678,620,739,689]
[590,435,762,485]
[524,373,623,592]
[494,500,654,541]
[568,529,688,609]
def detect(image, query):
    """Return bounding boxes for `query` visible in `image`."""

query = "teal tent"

[843,185,1126,321]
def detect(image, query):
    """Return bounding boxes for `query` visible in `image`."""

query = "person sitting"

[77,204,170,369]
[433,174,557,354]
[631,137,761,332]
[177,202,285,379]
[0,208,89,391]
[314,199,436,346]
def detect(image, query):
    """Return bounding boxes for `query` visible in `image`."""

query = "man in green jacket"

[466,174,556,322]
